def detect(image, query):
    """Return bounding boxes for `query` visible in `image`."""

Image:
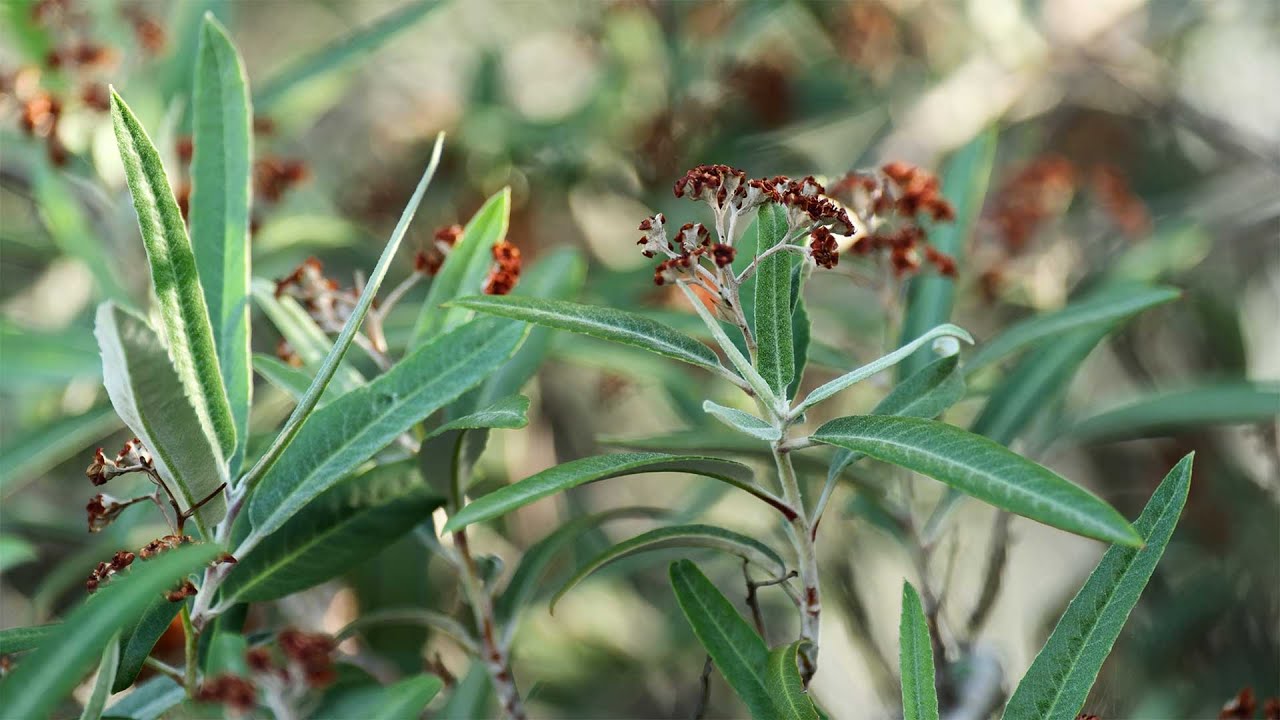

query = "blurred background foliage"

[1,0,1277,717]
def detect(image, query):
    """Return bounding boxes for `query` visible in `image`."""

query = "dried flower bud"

[87,494,131,532]
[165,579,198,603]
[20,91,60,137]
[809,227,840,269]
[1220,688,1257,719]
[676,222,710,253]
[245,646,274,674]
[636,213,669,258]
[711,243,736,267]
[483,241,522,295]
[435,224,464,249]
[197,674,257,714]
[254,157,308,204]
[140,534,194,559]
[275,339,302,368]
[80,83,110,112]
[175,136,194,164]
[923,245,957,277]
[85,550,135,593]
[86,448,116,486]
[117,438,153,468]
[277,629,337,688]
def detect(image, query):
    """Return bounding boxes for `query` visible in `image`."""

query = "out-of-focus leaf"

[112,598,180,692]
[190,14,253,474]
[205,631,248,676]
[95,303,227,532]
[111,90,237,463]
[318,674,444,720]
[1002,454,1194,719]
[1067,382,1280,441]
[965,285,1180,373]
[79,633,120,720]
[899,581,939,720]
[0,535,37,573]
[32,159,130,303]
[550,524,786,612]
[244,317,523,548]
[253,1,440,112]
[102,676,183,720]
[789,296,811,401]
[237,135,444,495]
[753,203,794,395]
[898,129,997,379]
[412,188,511,345]
[251,279,366,394]
[827,354,966,485]
[0,623,58,655]
[0,543,220,719]
[797,324,972,413]
[812,416,1141,547]
[767,640,820,720]
[226,462,442,602]
[444,453,790,532]
[0,320,101,388]
[252,353,334,407]
[495,507,667,638]
[703,400,780,441]
[0,405,122,499]
[669,559,776,719]
[450,295,724,373]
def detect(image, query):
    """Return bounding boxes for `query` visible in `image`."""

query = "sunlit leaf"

[766,640,820,720]
[703,400,780,442]
[1067,382,1280,441]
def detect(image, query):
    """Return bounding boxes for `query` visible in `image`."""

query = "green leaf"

[110,89,237,463]
[431,395,530,436]
[811,416,1141,547]
[250,279,366,394]
[205,631,248,677]
[444,453,779,532]
[226,462,443,603]
[103,676,183,720]
[676,282,781,410]
[494,507,667,635]
[412,188,511,346]
[788,296,811,401]
[550,524,786,612]
[1067,381,1280,441]
[899,581,939,720]
[972,325,1111,446]
[369,675,445,720]
[439,664,492,720]
[965,285,1180,373]
[797,324,972,414]
[112,598,180,692]
[0,320,101,388]
[1002,454,1194,720]
[827,354,966,485]
[753,203,794,395]
[703,400,780,442]
[448,295,724,373]
[0,404,121,499]
[79,634,120,720]
[0,623,58,655]
[898,129,997,379]
[238,134,444,494]
[244,317,523,547]
[190,14,253,474]
[252,353,333,407]
[253,1,440,113]
[0,543,220,720]
[32,158,131,303]
[0,535,37,573]
[766,640,820,720]
[669,559,776,719]
[95,302,227,532]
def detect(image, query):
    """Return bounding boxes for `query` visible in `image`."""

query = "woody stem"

[453,529,526,720]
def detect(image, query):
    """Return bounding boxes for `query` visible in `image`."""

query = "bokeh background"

[2,0,1278,718]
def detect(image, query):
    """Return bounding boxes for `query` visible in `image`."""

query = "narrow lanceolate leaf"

[767,641,820,720]
[828,355,966,485]
[190,15,253,474]
[78,634,120,720]
[753,203,793,395]
[430,395,530,436]
[797,324,972,414]
[0,543,220,720]
[444,453,769,532]
[0,623,58,655]
[449,295,724,373]
[1067,381,1280,441]
[412,188,511,346]
[899,129,997,379]
[789,296,811,401]
[102,676,183,720]
[95,303,226,532]
[239,134,444,493]
[703,400,780,442]
[965,285,1180,373]
[112,597,180,692]
[253,353,330,406]
[320,674,445,720]
[251,279,365,393]
[495,507,667,638]
[550,524,786,612]
[669,559,776,719]
[253,1,439,112]
[812,416,1141,547]
[1002,454,1194,720]
[245,317,524,547]
[899,582,939,720]
[226,463,442,603]
[110,90,236,462]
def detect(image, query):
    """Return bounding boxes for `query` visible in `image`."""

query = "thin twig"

[692,655,714,720]
[965,511,1012,636]
[743,561,768,641]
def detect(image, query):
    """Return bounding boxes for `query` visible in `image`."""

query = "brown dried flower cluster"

[197,674,258,714]
[85,438,153,486]
[274,257,357,332]
[85,550,134,593]
[1219,687,1280,720]
[254,157,309,204]
[140,533,195,559]
[277,629,338,687]
[415,224,464,276]
[483,241,522,295]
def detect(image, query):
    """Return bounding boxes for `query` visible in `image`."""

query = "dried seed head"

[636,213,669,258]
[197,674,258,714]
[165,579,198,603]
[710,243,736,267]
[87,494,128,532]
[483,241,522,295]
[86,448,115,486]
[139,534,194,559]
[809,227,839,269]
